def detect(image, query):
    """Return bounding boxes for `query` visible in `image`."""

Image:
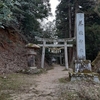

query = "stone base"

[69,72,100,83]
[27,67,39,74]
[75,60,91,72]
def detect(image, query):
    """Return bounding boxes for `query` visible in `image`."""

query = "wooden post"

[64,41,68,69]
[41,40,46,68]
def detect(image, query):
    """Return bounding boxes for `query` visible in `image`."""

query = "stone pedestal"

[69,13,100,83]
[75,60,91,72]
[69,72,100,83]
[28,67,39,74]
[69,60,100,83]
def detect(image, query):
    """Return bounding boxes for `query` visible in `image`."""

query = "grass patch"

[0,74,20,99]
[34,69,47,75]
[46,66,54,71]
[57,80,100,100]
[62,68,68,71]
[0,93,12,100]
[59,77,70,83]
[0,75,20,91]
[0,73,36,99]
[17,68,48,75]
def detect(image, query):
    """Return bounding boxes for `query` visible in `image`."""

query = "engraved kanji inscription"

[78,20,83,26]
[79,40,83,43]
[79,31,83,35]
[80,49,84,53]
[76,13,86,59]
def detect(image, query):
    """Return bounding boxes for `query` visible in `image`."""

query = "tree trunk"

[68,0,73,66]
[70,0,78,68]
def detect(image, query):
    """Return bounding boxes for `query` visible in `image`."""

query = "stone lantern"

[25,43,40,67]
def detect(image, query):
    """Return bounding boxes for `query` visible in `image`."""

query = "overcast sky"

[48,0,60,21]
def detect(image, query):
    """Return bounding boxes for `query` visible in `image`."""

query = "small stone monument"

[25,43,40,74]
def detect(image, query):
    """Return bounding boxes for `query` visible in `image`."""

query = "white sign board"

[76,13,86,60]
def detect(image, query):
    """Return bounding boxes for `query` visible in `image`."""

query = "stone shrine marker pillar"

[69,13,99,83]
[75,13,91,72]
[76,13,86,60]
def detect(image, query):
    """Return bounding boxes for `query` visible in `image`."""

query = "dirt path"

[11,64,69,100]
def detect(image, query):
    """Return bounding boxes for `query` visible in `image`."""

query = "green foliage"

[59,77,69,83]
[0,0,51,42]
[56,0,95,38]
[0,93,11,100]
[86,24,100,60]
[17,0,51,42]
[0,0,17,27]
[56,0,69,38]
[42,21,57,38]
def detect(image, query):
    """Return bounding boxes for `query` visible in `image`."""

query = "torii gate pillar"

[41,40,46,68]
[64,41,68,69]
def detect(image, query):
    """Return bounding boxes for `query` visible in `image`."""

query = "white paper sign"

[76,13,86,60]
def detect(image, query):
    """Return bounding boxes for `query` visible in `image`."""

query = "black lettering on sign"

[80,49,84,53]
[79,40,83,43]
[78,20,83,26]
[79,31,83,35]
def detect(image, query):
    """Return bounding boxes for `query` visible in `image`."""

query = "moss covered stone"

[69,72,100,83]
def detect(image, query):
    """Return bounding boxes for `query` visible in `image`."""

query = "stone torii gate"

[35,36,75,69]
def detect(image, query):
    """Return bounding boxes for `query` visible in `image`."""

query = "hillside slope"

[92,52,100,72]
[0,28,50,74]
[0,28,28,74]
[0,27,48,75]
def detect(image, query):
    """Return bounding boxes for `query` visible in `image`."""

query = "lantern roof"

[25,43,40,49]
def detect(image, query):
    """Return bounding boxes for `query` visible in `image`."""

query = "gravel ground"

[10,64,69,100]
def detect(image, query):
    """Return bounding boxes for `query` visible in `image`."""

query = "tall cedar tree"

[56,0,100,61]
